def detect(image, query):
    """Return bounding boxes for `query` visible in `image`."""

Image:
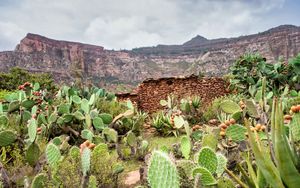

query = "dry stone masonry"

[116,75,229,113]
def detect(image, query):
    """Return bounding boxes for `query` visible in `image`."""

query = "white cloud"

[0,0,293,51]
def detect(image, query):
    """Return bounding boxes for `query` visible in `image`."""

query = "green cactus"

[245,99,259,118]
[226,124,247,142]
[62,114,73,123]
[89,94,96,105]
[88,175,97,188]
[99,113,113,124]
[176,160,197,178]
[220,100,241,114]
[290,113,300,142]
[58,103,70,114]
[74,111,85,121]
[216,154,227,177]
[46,143,61,167]
[113,163,124,174]
[37,114,47,125]
[174,115,185,129]
[81,99,90,114]
[126,131,137,147]
[28,118,37,143]
[147,150,180,188]
[30,173,46,188]
[26,142,40,166]
[48,111,58,124]
[0,130,17,146]
[69,146,80,158]
[92,116,105,130]
[201,134,218,151]
[72,95,82,104]
[102,128,118,143]
[81,147,91,176]
[21,100,35,109]
[192,167,217,186]
[81,129,94,142]
[52,137,62,146]
[198,147,218,174]
[8,100,20,113]
[22,110,32,123]
[180,136,191,159]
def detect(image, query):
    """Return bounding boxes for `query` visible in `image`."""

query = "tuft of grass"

[146,136,183,151]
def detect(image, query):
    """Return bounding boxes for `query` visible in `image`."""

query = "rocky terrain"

[0,25,300,90]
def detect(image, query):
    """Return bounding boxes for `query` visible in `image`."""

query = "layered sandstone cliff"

[0,25,300,89]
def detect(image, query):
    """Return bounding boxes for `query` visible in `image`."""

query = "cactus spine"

[147,151,180,188]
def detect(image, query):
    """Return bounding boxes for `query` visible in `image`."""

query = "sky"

[0,0,299,51]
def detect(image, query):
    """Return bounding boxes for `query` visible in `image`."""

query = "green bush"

[0,90,13,100]
[0,67,54,90]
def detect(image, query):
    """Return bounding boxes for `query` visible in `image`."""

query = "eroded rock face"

[0,25,300,88]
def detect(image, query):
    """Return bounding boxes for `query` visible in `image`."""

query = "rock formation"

[0,25,300,90]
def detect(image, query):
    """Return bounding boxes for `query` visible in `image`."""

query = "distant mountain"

[0,25,300,90]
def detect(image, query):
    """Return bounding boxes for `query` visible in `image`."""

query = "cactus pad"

[81,147,91,176]
[192,166,217,186]
[58,103,70,114]
[81,129,94,142]
[174,116,185,129]
[31,173,46,188]
[92,117,104,130]
[74,111,85,121]
[217,177,235,188]
[0,130,17,146]
[26,142,40,166]
[99,113,113,124]
[220,100,241,114]
[198,147,218,174]
[21,100,35,109]
[81,99,90,114]
[290,113,300,142]
[216,154,227,177]
[226,124,247,142]
[72,95,82,104]
[147,151,180,188]
[245,99,259,118]
[46,143,61,167]
[102,128,118,143]
[69,146,80,158]
[126,131,137,147]
[180,136,191,159]
[28,118,37,143]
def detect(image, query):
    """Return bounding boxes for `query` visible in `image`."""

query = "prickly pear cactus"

[226,124,247,142]
[201,134,218,151]
[102,128,118,143]
[88,175,97,188]
[81,129,94,142]
[99,113,113,124]
[74,111,85,121]
[28,118,37,143]
[147,151,180,188]
[31,173,46,188]
[198,147,218,174]
[126,131,137,147]
[216,154,227,177]
[92,117,104,130]
[46,143,61,167]
[245,99,259,118]
[72,95,82,104]
[220,100,241,114]
[81,99,90,114]
[192,167,217,186]
[174,116,185,129]
[176,160,196,178]
[26,143,40,166]
[0,130,17,146]
[290,113,300,142]
[180,136,191,159]
[69,146,80,158]
[81,147,91,176]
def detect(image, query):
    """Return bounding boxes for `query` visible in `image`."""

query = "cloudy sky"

[0,0,299,51]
